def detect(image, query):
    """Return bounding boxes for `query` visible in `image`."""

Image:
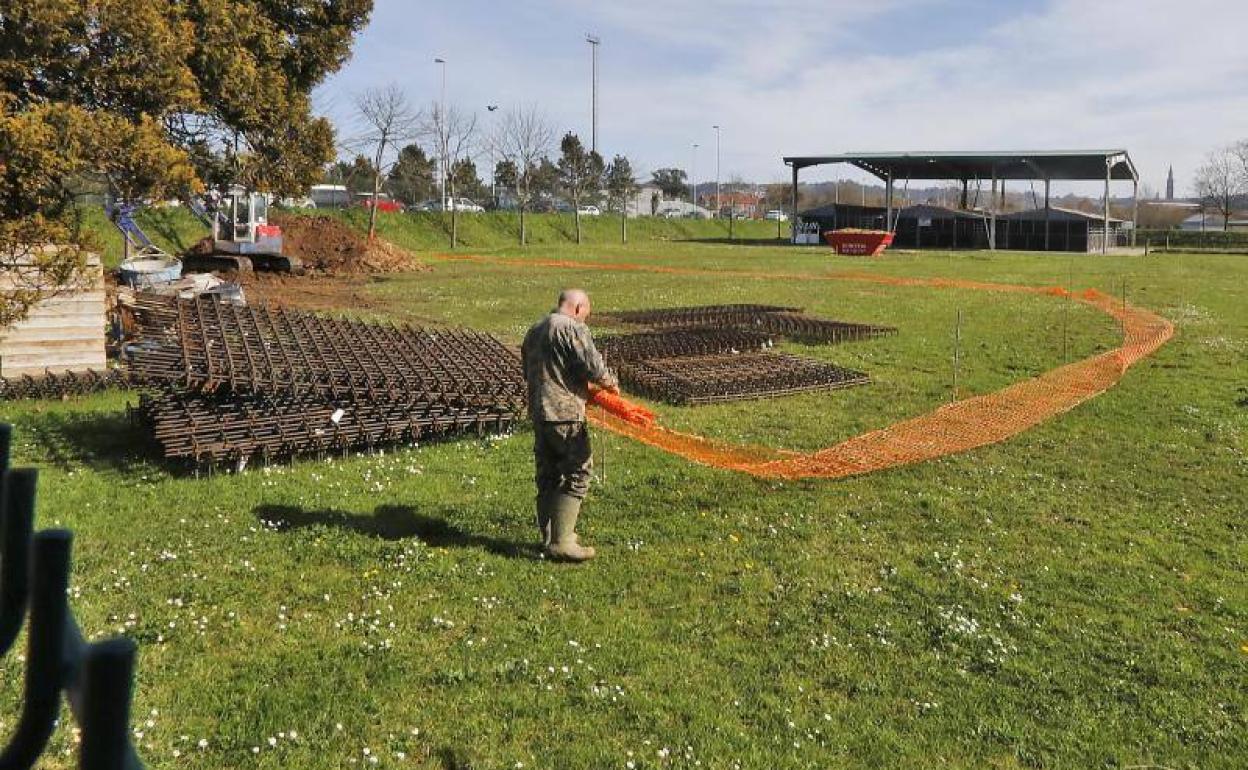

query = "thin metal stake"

[952,309,962,402]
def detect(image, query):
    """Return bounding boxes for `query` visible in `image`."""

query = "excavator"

[109,185,302,275]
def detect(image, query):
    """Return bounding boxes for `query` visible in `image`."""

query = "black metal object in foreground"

[0,424,144,770]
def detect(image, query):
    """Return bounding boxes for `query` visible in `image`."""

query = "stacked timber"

[0,251,106,378]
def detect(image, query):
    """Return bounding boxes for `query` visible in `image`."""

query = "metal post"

[989,168,997,250]
[1131,179,1139,247]
[586,35,600,153]
[713,125,721,217]
[1103,158,1110,254]
[885,171,893,232]
[690,143,698,212]
[790,163,798,244]
[435,58,447,205]
[960,179,969,210]
[1044,178,1052,251]
[952,309,962,401]
[0,468,37,657]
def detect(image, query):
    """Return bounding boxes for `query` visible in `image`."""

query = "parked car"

[355,193,403,213]
[660,208,684,219]
[576,204,601,216]
[417,197,485,212]
[764,209,789,222]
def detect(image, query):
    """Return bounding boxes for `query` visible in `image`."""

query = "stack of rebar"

[598,303,896,344]
[0,369,130,401]
[598,328,774,363]
[619,352,869,405]
[593,305,887,405]
[126,295,524,465]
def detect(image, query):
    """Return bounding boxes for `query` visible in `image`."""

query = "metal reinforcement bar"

[597,328,774,363]
[598,304,802,325]
[126,295,525,408]
[1,425,144,769]
[618,352,870,405]
[0,369,131,401]
[136,388,517,464]
[597,304,896,344]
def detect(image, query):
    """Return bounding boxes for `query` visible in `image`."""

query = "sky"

[314,0,1248,197]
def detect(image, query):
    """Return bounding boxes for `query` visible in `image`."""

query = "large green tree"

[650,167,688,199]
[388,144,437,205]
[0,0,371,327]
[605,154,638,243]
[556,132,604,244]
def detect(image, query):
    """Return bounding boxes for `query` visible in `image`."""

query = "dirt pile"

[184,215,420,275]
[271,214,421,274]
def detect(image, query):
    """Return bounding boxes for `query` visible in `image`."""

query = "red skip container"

[823,229,894,256]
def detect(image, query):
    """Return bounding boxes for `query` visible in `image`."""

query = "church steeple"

[1166,166,1175,200]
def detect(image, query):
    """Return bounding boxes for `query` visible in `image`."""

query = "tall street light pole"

[713,125,721,218]
[586,34,600,154]
[434,57,447,204]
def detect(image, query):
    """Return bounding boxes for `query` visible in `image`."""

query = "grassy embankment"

[3,219,1245,768]
[79,205,790,267]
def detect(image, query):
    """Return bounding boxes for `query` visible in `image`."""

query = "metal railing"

[1,424,145,770]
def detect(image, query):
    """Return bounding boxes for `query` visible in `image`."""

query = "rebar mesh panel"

[126,295,525,408]
[597,304,896,344]
[137,387,516,463]
[597,328,773,363]
[0,369,130,401]
[619,352,869,405]
[598,304,801,326]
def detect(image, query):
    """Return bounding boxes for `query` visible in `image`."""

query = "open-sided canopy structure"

[782,150,1140,251]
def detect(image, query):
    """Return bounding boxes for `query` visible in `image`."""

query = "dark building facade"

[798,203,1125,253]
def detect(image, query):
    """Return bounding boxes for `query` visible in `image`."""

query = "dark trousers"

[533,421,593,500]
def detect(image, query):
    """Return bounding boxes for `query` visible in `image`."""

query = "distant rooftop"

[783,150,1138,182]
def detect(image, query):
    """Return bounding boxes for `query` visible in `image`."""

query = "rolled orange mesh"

[588,387,657,427]
[429,253,1174,480]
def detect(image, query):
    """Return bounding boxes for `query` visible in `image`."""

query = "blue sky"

[315,0,1248,196]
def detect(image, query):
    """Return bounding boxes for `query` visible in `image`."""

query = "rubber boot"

[535,491,553,549]
[545,493,596,562]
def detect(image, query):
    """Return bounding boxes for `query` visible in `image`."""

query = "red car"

[355,194,404,213]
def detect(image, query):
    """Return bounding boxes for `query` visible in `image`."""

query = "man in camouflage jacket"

[521,288,618,562]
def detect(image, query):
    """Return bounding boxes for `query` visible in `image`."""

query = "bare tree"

[1194,144,1246,231]
[424,103,478,249]
[353,84,421,241]
[491,105,556,246]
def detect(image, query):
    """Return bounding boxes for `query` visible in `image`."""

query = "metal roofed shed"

[782,150,1140,252]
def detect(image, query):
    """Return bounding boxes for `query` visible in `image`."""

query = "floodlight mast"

[586,34,600,153]
[434,57,447,204]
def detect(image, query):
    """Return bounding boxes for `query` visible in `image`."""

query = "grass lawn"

[2,237,1245,769]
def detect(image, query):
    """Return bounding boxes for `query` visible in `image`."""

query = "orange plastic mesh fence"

[431,254,1174,480]
[588,388,658,427]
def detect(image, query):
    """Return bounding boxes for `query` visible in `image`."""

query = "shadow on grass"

[17,408,153,473]
[253,503,533,558]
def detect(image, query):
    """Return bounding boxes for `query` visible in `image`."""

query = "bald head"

[556,288,592,322]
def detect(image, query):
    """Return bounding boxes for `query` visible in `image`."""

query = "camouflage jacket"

[521,312,617,422]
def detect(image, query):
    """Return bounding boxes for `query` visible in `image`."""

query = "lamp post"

[434,57,447,205]
[713,124,721,218]
[586,35,600,153]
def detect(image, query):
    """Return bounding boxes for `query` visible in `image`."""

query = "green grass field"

[2,231,1245,768]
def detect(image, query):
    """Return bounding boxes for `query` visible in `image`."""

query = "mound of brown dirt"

[271,214,423,274]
